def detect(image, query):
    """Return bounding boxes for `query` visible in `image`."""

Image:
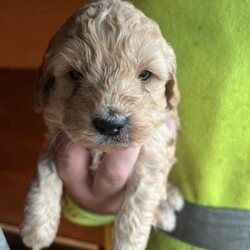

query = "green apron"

[131,0,250,249]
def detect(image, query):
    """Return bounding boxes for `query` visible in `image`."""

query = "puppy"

[20,0,183,249]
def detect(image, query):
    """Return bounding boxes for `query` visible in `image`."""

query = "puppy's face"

[36,0,178,151]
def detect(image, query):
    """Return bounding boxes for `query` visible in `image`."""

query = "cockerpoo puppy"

[20,0,183,249]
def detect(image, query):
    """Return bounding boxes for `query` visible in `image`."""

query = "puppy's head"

[36,0,179,151]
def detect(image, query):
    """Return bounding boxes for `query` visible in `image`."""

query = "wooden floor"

[0,69,106,249]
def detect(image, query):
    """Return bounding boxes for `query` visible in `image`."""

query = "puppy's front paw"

[21,224,56,250]
[20,157,63,250]
[156,183,184,232]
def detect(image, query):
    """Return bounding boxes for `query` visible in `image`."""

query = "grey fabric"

[166,202,250,250]
[0,227,10,250]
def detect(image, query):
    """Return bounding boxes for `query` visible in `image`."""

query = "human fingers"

[52,132,96,209]
[53,132,91,183]
[92,147,141,201]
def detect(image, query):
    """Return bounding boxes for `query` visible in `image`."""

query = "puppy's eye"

[68,70,82,81]
[138,70,152,82]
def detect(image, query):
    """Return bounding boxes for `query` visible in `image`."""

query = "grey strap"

[166,202,250,250]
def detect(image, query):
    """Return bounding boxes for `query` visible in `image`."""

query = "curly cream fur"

[21,0,183,249]
[21,155,63,250]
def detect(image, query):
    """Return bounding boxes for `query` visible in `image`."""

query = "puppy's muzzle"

[93,113,127,137]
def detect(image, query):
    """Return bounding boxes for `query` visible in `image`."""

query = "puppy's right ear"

[34,58,55,113]
[34,9,78,113]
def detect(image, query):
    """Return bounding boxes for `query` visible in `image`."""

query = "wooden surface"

[0,69,105,248]
[0,1,109,248]
[0,0,84,68]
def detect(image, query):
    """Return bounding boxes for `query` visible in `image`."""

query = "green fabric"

[147,229,203,250]
[132,0,250,209]
[61,194,115,226]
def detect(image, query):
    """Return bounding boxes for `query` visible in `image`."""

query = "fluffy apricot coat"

[21,1,183,249]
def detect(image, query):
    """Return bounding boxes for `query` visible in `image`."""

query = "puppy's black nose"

[93,114,127,136]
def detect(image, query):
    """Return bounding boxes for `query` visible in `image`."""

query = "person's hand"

[53,132,140,214]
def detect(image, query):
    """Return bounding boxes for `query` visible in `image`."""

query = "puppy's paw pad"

[166,183,184,211]
[156,183,184,232]
[156,206,176,232]
[21,224,55,250]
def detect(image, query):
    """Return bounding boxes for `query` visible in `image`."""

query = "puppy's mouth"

[95,129,129,145]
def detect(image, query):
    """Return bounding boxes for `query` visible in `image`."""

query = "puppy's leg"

[20,153,63,250]
[156,182,184,232]
[113,146,168,250]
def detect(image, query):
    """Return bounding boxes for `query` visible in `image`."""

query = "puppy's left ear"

[164,43,180,111]
[166,69,179,111]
